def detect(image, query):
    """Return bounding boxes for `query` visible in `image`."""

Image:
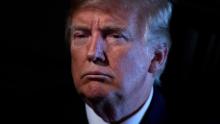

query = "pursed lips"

[80,71,113,81]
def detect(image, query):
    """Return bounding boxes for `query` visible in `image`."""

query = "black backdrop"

[2,0,220,123]
[162,0,220,123]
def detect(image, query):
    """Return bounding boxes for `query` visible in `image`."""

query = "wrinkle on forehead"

[72,0,147,21]
[80,0,134,12]
[71,9,129,30]
[69,0,158,41]
[77,0,150,37]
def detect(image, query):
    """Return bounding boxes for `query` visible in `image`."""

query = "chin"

[79,81,111,102]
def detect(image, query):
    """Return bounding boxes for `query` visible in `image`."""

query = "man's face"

[70,6,155,113]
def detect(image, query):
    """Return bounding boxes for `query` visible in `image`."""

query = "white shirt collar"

[85,87,154,124]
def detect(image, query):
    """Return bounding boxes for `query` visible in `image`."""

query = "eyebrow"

[71,25,90,32]
[101,26,125,32]
[71,25,132,39]
[71,24,125,30]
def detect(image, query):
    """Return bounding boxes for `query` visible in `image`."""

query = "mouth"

[80,71,113,82]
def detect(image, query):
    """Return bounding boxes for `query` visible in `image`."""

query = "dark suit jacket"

[64,86,169,124]
[140,87,169,124]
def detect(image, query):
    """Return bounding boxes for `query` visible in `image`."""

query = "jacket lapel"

[140,87,169,124]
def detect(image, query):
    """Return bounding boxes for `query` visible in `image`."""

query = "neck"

[86,87,154,124]
[88,87,153,123]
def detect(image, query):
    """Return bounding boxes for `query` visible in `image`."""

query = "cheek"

[114,45,150,73]
[111,46,151,92]
[71,44,87,65]
[70,47,86,80]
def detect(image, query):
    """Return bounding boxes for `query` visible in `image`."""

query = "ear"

[148,44,168,74]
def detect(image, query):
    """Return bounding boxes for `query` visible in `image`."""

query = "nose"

[87,32,107,65]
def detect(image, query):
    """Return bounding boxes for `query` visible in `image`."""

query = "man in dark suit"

[65,0,172,123]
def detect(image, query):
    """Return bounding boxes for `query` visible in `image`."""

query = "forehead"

[69,1,148,39]
[71,8,132,28]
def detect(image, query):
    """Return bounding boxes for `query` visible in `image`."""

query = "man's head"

[66,0,172,122]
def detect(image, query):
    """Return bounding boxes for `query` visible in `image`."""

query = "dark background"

[2,0,220,123]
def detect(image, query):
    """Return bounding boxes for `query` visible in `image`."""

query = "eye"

[110,33,124,39]
[73,31,89,39]
[71,30,90,46]
[106,32,128,43]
